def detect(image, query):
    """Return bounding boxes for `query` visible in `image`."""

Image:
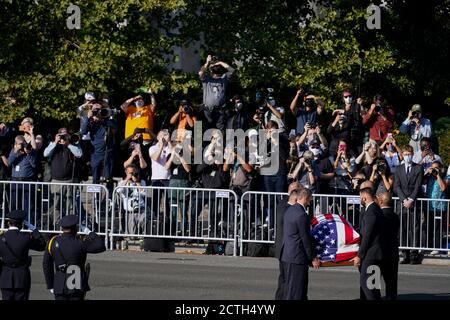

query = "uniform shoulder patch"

[47,235,59,255]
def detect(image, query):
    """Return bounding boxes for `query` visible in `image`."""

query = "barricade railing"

[239,191,450,256]
[110,185,239,255]
[0,180,109,247]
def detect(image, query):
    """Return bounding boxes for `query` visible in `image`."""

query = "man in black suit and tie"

[393,145,423,264]
[280,188,320,300]
[378,191,400,300]
[274,182,302,300]
[351,187,384,300]
[0,210,46,300]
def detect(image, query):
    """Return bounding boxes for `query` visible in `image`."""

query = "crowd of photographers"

[1,54,449,260]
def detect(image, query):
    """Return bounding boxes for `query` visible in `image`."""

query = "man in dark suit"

[0,210,46,300]
[378,191,400,300]
[274,182,302,300]
[43,215,106,300]
[351,187,384,300]
[393,145,423,264]
[280,188,320,300]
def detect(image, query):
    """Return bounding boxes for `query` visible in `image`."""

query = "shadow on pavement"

[398,293,450,300]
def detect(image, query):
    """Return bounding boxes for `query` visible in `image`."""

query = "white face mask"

[344,97,353,104]
[309,147,320,157]
[403,155,412,164]
[135,100,144,107]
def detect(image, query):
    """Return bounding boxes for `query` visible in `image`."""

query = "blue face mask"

[404,155,412,164]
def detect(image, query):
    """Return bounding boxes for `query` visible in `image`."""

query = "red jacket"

[362,107,395,142]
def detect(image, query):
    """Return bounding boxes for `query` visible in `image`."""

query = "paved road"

[27,251,450,300]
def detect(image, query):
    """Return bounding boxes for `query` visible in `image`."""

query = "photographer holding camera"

[423,161,448,254]
[329,140,356,195]
[43,128,83,225]
[365,158,393,196]
[123,139,148,174]
[333,90,365,154]
[218,95,250,131]
[380,133,403,173]
[18,118,37,151]
[413,137,442,171]
[253,89,286,132]
[199,55,234,130]
[288,150,320,193]
[165,137,193,236]
[327,109,350,154]
[170,100,197,142]
[121,88,157,144]
[117,164,147,235]
[400,104,432,156]
[362,94,395,144]
[7,135,38,222]
[80,101,118,185]
[296,123,328,155]
[290,88,323,135]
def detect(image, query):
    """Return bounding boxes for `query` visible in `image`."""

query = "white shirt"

[299,203,308,213]
[149,144,171,180]
[365,201,375,210]
[264,107,286,132]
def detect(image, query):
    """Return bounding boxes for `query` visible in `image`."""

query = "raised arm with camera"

[170,102,195,128]
[425,165,446,192]
[289,88,304,114]
[223,147,253,173]
[288,157,316,186]
[297,123,312,145]
[266,99,282,119]
[121,88,156,114]
[123,143,147,170]
[43,131,82,159]
[369,162,392,191]
[165,143,191,173]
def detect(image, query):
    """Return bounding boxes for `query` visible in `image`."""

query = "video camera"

[92,108,120,119]
[59,133,81,144]
[255,87,276,112]
[180,100,193,114]
[20,142,32,152]
[304,96,316,110]
[375,159,387,174]
[430,168,440,177]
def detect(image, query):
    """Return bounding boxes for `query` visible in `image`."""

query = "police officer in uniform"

[0,210,46,300]
[42,215,106,300]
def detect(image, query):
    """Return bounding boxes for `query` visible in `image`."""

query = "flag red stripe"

[336,251,358,262]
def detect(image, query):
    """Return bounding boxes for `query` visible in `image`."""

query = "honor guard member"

[43,215,106,300]
[0,210,45,300]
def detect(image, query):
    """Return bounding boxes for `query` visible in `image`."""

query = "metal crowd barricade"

[394,197,450,252]
[239,191,450,256]
[239,191,288,256]
[110,185,239,255]
[0,180,110,247]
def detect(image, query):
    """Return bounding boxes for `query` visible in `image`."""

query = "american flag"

[311,213,360,262]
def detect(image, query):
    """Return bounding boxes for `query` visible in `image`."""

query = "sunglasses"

[343,95,352,98]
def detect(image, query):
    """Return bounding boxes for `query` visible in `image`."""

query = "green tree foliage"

[1,0,449,123]
[0,0,195,123]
